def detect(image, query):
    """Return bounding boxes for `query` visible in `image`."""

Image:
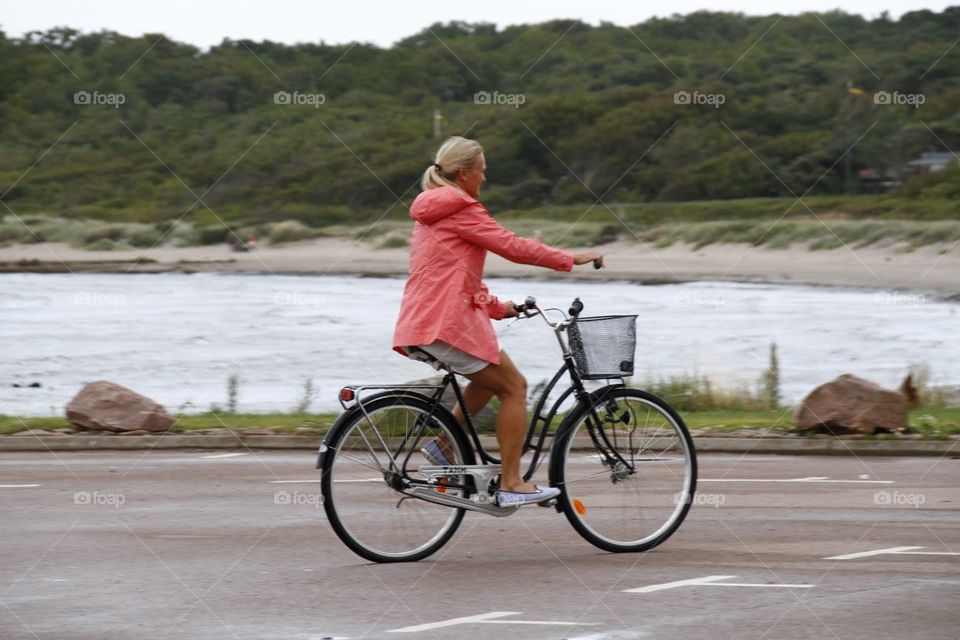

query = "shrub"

[128,227,166,248]
[375,230,410,248]
[268,219,317,244]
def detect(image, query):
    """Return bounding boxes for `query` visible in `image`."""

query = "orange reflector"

[573,498,586,516]
[437,478,447,494]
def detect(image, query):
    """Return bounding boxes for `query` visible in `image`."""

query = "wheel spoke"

[558,389,696,552]
[321,398,469,563]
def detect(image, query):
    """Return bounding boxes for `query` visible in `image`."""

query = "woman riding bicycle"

[393,136,604,506]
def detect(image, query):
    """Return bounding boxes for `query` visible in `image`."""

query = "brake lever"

[506,309,538,327]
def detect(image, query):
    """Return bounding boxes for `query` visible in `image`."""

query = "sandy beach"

[1,238,957,298]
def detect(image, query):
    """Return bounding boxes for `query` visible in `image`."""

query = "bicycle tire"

[319,393,475,563]
[550,386,697,553]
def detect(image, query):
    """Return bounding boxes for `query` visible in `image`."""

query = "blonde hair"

[421,136,484,191]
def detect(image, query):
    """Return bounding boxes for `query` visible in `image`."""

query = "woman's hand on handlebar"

[502,301,520,318]
[573,251,605,269]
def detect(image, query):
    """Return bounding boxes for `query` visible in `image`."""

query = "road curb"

[0,434,955,456]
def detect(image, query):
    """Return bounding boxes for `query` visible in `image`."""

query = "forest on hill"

[1,9,959,238]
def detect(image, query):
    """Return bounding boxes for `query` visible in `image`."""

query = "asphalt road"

[1,450,958,640]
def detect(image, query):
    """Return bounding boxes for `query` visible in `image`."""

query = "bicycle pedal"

[537,498,558,508]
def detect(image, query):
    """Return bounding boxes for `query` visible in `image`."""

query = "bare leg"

[451,382,494,427]
[460,350,534,492]
[436,381,494,460]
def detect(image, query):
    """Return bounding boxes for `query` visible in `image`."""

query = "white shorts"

[408,340,492,375]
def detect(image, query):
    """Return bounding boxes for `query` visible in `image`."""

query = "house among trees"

[907,152,960,173]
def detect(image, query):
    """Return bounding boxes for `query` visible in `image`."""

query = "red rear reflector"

[339,388,355,402]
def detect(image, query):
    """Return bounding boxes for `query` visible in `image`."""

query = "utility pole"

[843,82,866,194]
[844,81,854,195]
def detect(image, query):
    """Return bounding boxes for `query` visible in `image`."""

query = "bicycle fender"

[315,406,363,470]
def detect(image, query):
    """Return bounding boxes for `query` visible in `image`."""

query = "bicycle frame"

[332,298,636,488]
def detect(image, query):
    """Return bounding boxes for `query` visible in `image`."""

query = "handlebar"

[512,296,584,323]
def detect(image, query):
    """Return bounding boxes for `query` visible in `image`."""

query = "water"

[2,273,956,416]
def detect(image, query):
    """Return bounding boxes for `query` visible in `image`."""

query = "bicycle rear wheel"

[319,394,473,563]
[551,387,697,553]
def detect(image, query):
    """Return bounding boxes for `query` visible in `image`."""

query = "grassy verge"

[3,407,957,438]
[683,407,960,438]
[0,413,340,435]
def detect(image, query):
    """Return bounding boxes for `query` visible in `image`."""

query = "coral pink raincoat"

[393,186,574,366]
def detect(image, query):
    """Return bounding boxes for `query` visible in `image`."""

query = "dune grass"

[5,195,959,253]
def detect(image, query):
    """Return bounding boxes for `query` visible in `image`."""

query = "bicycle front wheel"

[551,387,697,553]
[320,394,473,563]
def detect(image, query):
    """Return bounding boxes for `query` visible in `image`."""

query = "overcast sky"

[3,0,955,48]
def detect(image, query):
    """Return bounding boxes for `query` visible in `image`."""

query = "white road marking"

[200,452,248,459]
[824,546,924,560]
[0,484,41,488]
[333,478,383,483]
[624,575,814,593]
[708,581,815,588]
[700,477,894,484]
[625,575,735,593]
[825,546,960,560]
[270,480,322,484]
[568,633,648,640]
[387,611,599,633]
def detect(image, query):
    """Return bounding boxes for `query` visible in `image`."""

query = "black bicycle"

[317,296,697,562]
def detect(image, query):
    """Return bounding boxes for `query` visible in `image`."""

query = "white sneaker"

[495,485,561,507]
[420,439,452,466]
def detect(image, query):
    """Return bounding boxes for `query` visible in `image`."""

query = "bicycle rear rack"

[338,383,446,411]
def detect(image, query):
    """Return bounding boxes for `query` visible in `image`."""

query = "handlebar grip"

[512,295,537,317]
[569,298,584,317]
[593,258,603,270]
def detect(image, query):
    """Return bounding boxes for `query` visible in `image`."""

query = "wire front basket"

[567,315,638,379]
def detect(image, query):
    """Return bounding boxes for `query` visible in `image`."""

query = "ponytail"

[421,136,483,192]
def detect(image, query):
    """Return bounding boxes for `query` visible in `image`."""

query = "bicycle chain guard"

[412,465,521,517]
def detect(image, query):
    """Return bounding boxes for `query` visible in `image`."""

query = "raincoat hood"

[409,186,478,225]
